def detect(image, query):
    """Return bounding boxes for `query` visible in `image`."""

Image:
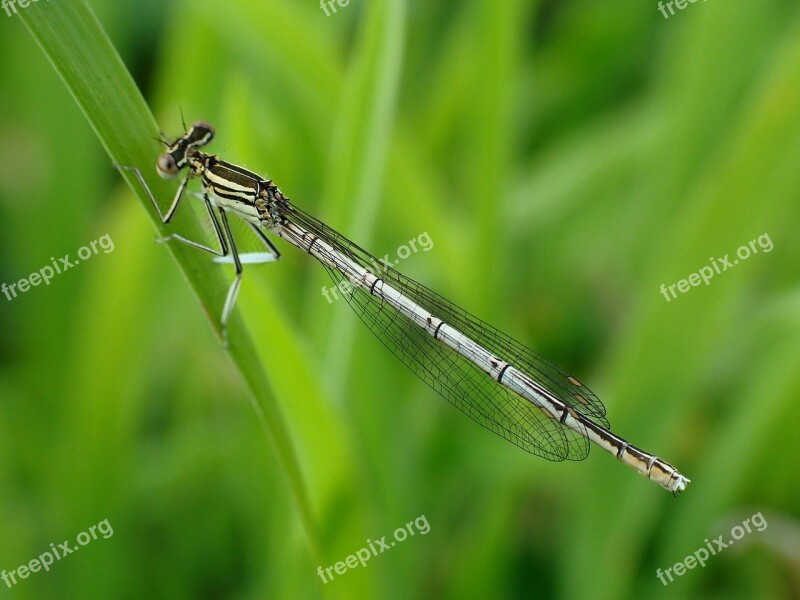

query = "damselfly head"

[155,121,216,179]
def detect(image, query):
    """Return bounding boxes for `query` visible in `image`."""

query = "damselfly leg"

[115,163,189,224]
[114,163,279,346]
[215,206,242,347]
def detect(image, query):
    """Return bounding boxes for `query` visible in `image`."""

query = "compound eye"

[156,153,179,179]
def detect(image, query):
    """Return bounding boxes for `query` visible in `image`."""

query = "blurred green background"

[1,0,799,598]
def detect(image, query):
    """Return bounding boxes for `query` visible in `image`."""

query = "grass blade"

[17,0,323,571]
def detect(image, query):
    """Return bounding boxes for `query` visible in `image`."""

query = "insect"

[117,121,690,493]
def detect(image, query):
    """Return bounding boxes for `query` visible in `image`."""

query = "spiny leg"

[156,196,247,346]
[116,164,227,255]
[217,207,243,348]
[116,166,249,347]
[160,192,230,257]
[211,223,282,265]
[249,223,282,260]
[114,163,189,224]
[163,199,242,346]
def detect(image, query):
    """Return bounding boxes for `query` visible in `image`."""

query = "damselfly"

[117,121,690,493]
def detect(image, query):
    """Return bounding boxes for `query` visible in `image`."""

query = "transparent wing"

[278,203,610,461]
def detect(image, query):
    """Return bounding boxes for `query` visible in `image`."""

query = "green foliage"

[0,0,798,598]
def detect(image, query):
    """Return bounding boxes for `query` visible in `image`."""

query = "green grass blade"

[316,0,407,399]
[17,0,323,572]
